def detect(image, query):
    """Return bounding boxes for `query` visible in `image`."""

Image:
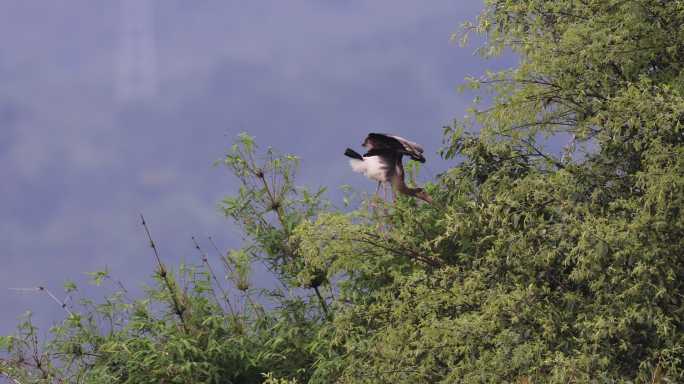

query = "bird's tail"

[344,148,367,174]
[344,148,363,160]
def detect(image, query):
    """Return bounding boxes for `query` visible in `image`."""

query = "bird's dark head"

[362,137,371,148]
[412,187,433,204]
[362,133,383,148]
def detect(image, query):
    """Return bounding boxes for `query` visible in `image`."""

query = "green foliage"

[3,1,684,383]
[262,372,299,384]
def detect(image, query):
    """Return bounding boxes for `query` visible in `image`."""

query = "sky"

[0,0,514,337]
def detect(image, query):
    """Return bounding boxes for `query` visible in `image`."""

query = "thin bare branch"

[9,287,73,317]
[0,372,23,384]
[139,214,188,332]
[191,236,236,316]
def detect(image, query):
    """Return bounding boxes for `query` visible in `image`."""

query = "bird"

[344,133,432,204]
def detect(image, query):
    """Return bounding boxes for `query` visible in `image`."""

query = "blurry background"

[0,1,512,334]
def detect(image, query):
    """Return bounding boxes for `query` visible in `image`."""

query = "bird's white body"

[349,156,388,182]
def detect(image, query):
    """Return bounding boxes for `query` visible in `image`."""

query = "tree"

[1,136,331,384]
[301,0,684,381]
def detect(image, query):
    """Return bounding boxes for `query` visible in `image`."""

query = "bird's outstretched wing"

[363,133,425,163]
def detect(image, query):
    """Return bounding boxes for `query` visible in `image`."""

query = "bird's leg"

[368,181,381,215]
[375,181,382,198]
[392,159,403,202]
[374,182,388,233]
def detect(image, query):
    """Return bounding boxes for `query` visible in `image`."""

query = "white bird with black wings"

[344,133,432,203]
